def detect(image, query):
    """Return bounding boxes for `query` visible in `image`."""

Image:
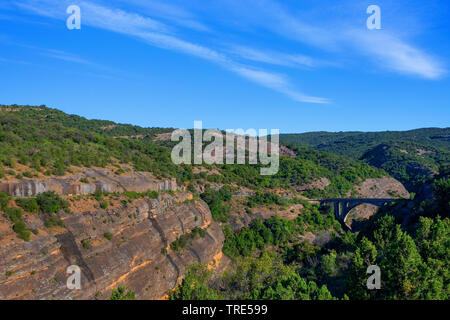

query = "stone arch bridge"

[309,198,399,225]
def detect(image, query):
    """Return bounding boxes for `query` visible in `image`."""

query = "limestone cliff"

[0,194,223,300]
[0,168,178,197]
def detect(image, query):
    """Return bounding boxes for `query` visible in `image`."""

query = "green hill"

[0,104,385,197]
[280,129,450,190]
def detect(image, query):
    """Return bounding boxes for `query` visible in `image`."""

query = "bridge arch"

[318,198,398,228]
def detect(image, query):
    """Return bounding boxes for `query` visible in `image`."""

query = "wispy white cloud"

[230,66,329,104]
[42,49,93,65]
[80,1,169,34]
[113,0,211,32]
[13,0,328,104]
[234,0,446,79]
[0,56,33,65]
[2,38,122,79]
[228,45,316,68]
[346,29,445,79]
[8,0,448,83]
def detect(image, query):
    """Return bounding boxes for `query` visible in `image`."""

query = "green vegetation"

[100,200,109,209]
[246,192,309,208]
[109,286,136,300]
[432,174,450,218]
[361,143,448,190]
[174,169,449,300]
[346,215,449,299]
[122,190,159,201]
[0,105,389,197]
[5,270,14,277]
[174,211,449,300]
[223,204,340,259]
[170,227,206,252]
[200,186,232,222]
[104,232,113,241]
[13,221,31,241]
[5,207,23,223]
[81,239,92,250]
[0,192,11,210]
[192,146,385,196]
[170,263,221,300]
[170,252,335,300]
[279,129,450,190]
[15,198,39,213]
[0,105,184,181]
[44,216,64,228]
[280,128,450,158]
[36,191,69,214]
[1,105,447,301]
[1,192,35,241]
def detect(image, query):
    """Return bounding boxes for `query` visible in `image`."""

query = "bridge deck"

[308,198,398,202]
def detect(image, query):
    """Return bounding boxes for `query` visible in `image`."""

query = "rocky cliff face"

[0,168,178,197]
[0,194,223,300]
[352,177,410,198]
[346,177,410,230]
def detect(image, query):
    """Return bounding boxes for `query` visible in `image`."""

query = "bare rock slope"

[0,194,223,300]
[0,168,178,197]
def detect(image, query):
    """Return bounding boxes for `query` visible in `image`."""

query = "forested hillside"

[280,129,450,190]
[0,105,386,197]
[0,104,448,301]
[172,168,450,300]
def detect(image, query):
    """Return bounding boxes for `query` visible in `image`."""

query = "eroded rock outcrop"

[353,177,409,199]
[0,168,178,197]
[346,177,410,229]
[0,194,223,300]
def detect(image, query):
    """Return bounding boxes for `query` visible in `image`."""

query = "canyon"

[0,174,224,300]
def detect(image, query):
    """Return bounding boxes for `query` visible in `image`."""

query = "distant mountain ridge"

[280,128,450,156]
[0,104,388,198]
[279,128,450,191]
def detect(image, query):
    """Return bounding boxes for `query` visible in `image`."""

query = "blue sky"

[0,0,449,133]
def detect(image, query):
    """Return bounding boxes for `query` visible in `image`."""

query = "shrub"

[200,187,231,222]
[4,158,15,168]
[104,232,113,240]
[5,207,23,223]
[81,239,91,249]
[93,190,103,201]
[115,168,125,175]
[80,177,89,183]
[13,221,31,241]
[170,227,206,252]
[247,192,286,208]
[23,171,33,178]
[36,191,69,214]
[44,216,64,228]
[147,191,159,199]
[15,198,39,213]
[100,200,108,209]
[110,286,135,300]
[0,192,11,210]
